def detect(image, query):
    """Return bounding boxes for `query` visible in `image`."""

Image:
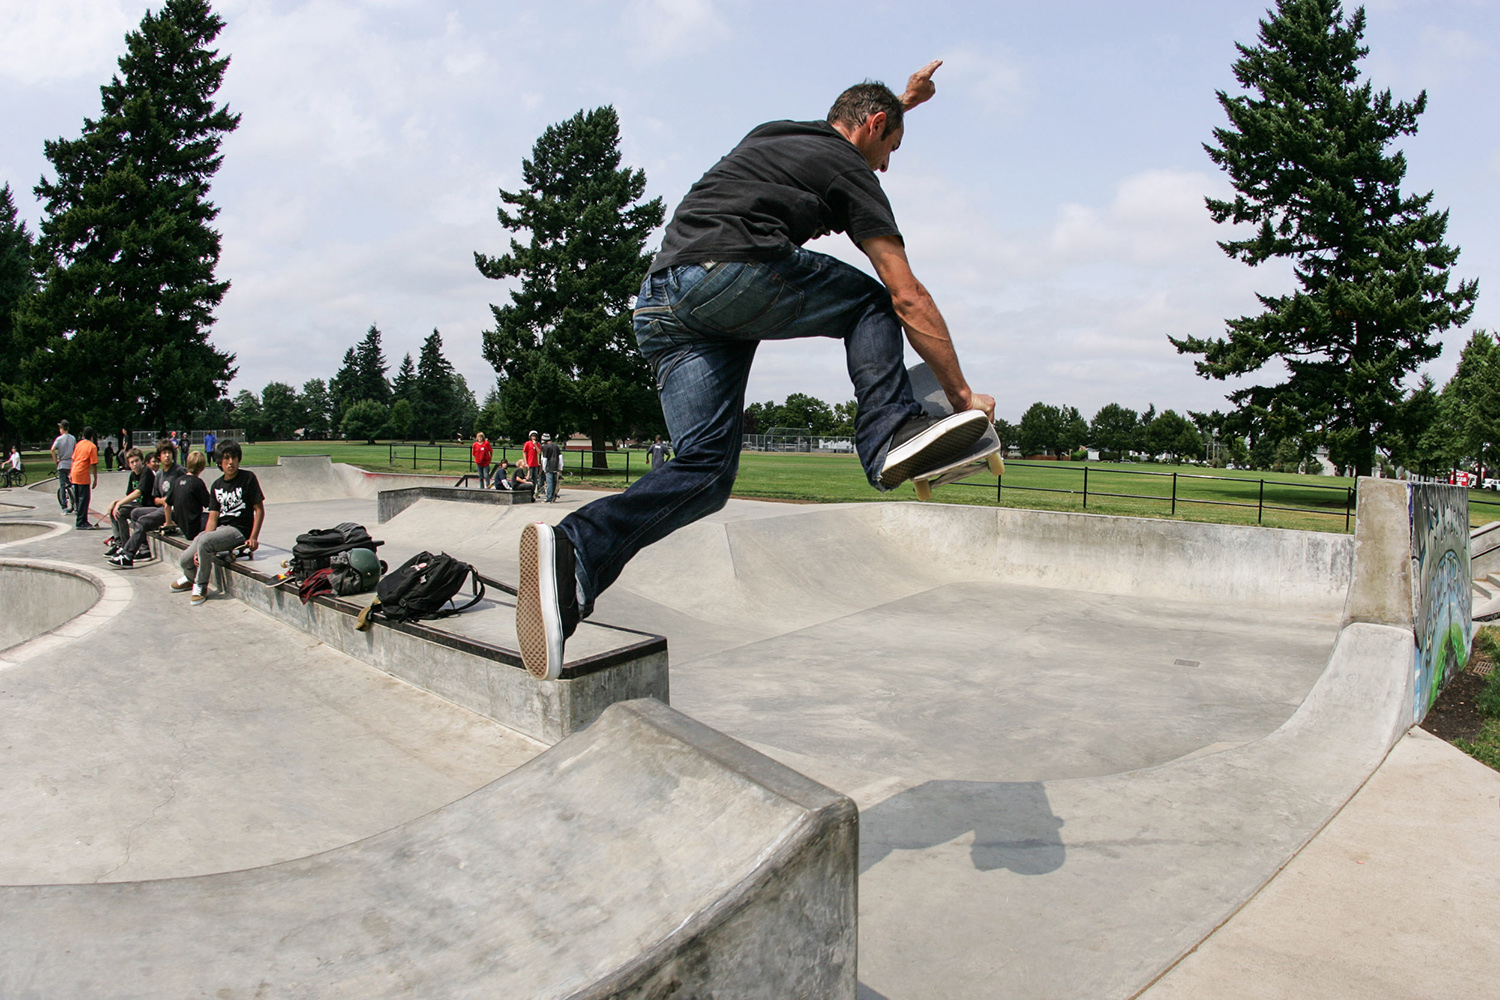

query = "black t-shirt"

[209,469,265,535]
[126,467,155,505]
[650,120,901,273]
[171,474,212,540]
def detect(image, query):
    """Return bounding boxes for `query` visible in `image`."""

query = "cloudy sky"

[1,0,1496,423]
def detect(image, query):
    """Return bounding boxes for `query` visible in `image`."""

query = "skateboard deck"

[907,362,1004,501]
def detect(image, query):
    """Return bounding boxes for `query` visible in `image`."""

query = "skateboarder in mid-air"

[517,60,997,679]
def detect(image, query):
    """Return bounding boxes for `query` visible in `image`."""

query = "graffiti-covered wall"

[1410,484,1471,723]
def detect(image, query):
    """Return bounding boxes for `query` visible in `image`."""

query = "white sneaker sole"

[880,409,992,488]
[517,522,564,680]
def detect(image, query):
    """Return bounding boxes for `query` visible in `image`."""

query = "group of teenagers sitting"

[101,439,266,607]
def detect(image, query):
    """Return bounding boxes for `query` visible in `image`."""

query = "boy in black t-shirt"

[110,441,183,567]
[514,62,998,680]
[166,450,212,541]
[171,441,264,606]
[105,447,154,555]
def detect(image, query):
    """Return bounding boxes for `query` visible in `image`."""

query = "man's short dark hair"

[156,440,177,460]
[219,440,243,461]
[828,81,903,138]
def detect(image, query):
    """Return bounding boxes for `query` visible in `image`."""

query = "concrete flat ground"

[0,482,542,887]
[0,466,1417,999]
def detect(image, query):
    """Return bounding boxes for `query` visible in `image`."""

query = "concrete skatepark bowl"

[0,460,1442,998]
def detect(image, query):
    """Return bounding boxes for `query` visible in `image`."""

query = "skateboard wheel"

[987,453,1005,476]
[914,480,933,501]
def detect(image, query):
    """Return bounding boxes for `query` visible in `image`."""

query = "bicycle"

[1,466,24,488]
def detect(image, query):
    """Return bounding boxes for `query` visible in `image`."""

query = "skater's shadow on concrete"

[859,780,1065,875]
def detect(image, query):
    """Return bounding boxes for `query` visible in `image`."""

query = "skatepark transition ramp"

[0,699,857,999]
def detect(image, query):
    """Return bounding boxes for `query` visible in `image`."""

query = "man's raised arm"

[901,59,942,111]
[861,234,995,420]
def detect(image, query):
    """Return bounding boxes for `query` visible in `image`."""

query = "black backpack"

[288,522,382,581]
[354,551,485,630]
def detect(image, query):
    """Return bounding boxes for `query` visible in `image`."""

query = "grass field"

[15,441,1500,534]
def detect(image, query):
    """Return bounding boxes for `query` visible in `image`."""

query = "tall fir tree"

[391,352,416,403]
[476,106,665,465]
[354,323,391,406]
[328,346,360,424]
[413,329,458,444]
[0,184,38,445]
[16,0,240,434]
[1171,0,1478,476]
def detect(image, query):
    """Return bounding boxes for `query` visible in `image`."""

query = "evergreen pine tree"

[391,352,416,403]
[17,0,240,433]
[354,324,391,406]
[413,329,458,444]
[328,346,360,424]
[0,184,38,444]
[1171,0,1478,476]
[475,106,665,466]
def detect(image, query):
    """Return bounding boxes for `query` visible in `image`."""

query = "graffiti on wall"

[1410,484,1471,723]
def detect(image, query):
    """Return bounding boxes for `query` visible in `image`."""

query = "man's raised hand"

[902,59,942,110]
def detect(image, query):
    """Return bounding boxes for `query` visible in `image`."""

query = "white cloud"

[620,0,730,65]
[0,1,151,85]
[936,46,1027,117]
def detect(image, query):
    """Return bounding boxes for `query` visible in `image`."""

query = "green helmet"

[342,548,383,594]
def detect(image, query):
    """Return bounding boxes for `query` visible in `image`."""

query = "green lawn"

[204,439,1500,535]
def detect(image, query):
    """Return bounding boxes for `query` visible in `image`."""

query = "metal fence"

[742,434,855,453]
[941,460,1361,529]
[131,429,243,450]
[388,444,636,484]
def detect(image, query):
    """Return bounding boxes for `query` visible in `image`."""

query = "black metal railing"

[941,461,1359,530]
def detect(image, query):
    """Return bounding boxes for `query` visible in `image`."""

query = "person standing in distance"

[515,61,997,679]
[472,432,494,489]
[540,433,562,503]
[51,420,76,514]
[646,435,671,472]
[69,426,99,528]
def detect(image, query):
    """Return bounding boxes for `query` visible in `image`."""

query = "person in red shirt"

[70,426,99,529]
[471,432,494,489]
[522,430,542,485]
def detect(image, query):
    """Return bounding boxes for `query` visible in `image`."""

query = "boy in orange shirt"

[70,426,99,529]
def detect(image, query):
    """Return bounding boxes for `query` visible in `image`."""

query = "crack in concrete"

[95,722,191,883]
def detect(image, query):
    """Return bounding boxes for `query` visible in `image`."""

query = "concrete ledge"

[0,699,858,999]
[148,534,667,745]
[377,484,533,522]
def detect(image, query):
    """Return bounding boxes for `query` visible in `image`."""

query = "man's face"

[158,450,175,469]
[128,455,143,473]
[850,113,903,173]
[220,453,240,478]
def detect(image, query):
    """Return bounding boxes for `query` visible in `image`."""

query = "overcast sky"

[1,0,1496,423]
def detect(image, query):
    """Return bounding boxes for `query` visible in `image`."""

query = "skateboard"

[216,545,255,563]
[906,362,1004,501]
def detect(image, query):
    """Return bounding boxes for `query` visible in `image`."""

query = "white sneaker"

[170,576,193,592]
[189,585,206,607]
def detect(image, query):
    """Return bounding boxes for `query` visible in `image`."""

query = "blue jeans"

[478,465,492,489]
[546,470,559,502]
[57,468,71,510]
[557,247,922,605]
